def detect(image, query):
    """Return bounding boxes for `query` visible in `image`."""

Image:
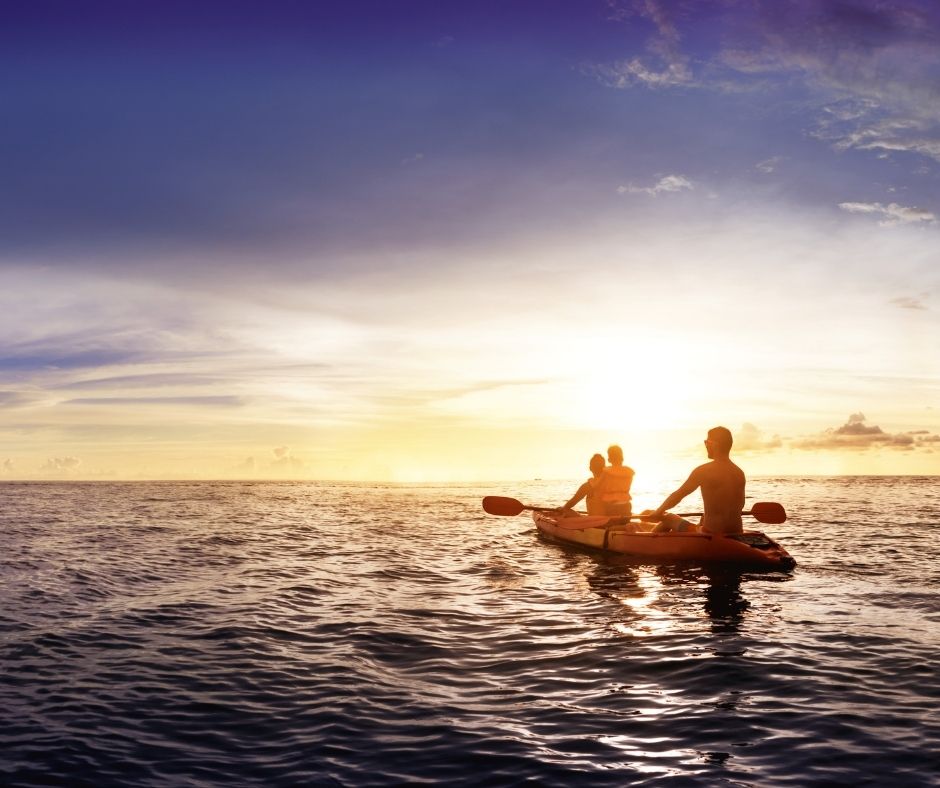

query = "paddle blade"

[482,496,525,516]
[750,501,787,524]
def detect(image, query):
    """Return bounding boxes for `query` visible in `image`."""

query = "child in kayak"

[594,444,634,517]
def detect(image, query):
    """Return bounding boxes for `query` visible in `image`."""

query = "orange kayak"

[533,512,795,570]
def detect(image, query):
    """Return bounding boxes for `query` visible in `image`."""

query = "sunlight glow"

[568,338,694,431]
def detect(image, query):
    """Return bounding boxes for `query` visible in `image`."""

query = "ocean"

[1,477,938,786]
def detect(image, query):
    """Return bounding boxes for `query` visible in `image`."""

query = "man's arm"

[652,469,702,518]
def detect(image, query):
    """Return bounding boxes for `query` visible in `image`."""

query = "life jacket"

[597,465,633,504]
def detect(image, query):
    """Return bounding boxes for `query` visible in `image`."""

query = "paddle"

[482,496,787,529]
[740,501,787,524]
[482,496,561,516]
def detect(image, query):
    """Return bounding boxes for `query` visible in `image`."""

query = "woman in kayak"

[559,453,606,515]
[594,444,634,516]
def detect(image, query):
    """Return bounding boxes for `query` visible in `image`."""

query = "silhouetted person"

[651,427,745,535]
[594,444,634,517]
[560,453,606,515]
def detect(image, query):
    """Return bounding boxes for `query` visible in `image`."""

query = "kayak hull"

[534,513,795,571]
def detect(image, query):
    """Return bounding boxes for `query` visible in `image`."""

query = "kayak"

[533,512,796,571]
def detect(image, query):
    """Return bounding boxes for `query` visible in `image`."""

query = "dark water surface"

[2,478,938,786]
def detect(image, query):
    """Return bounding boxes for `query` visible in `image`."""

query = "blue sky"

[5,0,934,269]
[2,0,939,480]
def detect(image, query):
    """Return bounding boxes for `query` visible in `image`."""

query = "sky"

[1,0,939,482]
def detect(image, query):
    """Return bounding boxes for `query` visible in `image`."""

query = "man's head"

[705,426,733,458]
[589,453,606,476]
[607,444,624,466]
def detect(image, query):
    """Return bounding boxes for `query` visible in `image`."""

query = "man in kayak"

[649,426,745,535]
[593,444,634,517]
[559,453,606,515]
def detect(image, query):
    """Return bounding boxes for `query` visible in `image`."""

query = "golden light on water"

[610,571,678,639]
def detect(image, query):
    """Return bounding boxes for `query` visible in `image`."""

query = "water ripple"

[1,479,938,786]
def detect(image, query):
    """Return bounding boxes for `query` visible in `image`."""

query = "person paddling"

[559,453,606,515]
[594,444,634,517]
[650,426,745,535]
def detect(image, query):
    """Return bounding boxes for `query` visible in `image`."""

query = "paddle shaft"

[482,496,786,525]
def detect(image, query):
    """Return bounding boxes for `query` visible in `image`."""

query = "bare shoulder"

[698,460,743,482]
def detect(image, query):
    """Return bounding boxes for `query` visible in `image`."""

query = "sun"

[567,339,695,432]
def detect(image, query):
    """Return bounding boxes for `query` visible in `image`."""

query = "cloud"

[819,116,940,163]
[41,456,82,471]
[2,458,13,472]
[617,174,693,196]
[62,396,245,407]
[0,391,43,409]
[56,373,227,391]
[271,446,305,473]
[225,448,306,478]
[597,0,693,88]
[734,422,783,453]
[837,412,885,436]
[233,456,257,474]
[792,413,940,451]
[890,295,928,310]
[591,58,692,89]
[838,201,936,226]
[0,348,143,373]
[755,156,782,174]
[598,1,940,165]
[737,1,940,163]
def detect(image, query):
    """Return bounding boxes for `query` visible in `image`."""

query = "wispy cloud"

[62,396,245,407]
[814,111,940,164]
[590,58,692,89]
[234,456,257,474]
[0,391,44,409]
[271,446,306,473]
[617,174,693,196]
[890,295,928,310]
[752,5,940,162]
[755,156,782,174]
[40,456,82,471]
[598,1,940,167]
[838,201,936,226]
[596,0,693,88]
[56,373,227,391]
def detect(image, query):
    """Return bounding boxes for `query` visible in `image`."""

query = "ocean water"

[1,477,938,787]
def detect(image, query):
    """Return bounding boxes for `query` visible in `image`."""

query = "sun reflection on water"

[609,569,680,638]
